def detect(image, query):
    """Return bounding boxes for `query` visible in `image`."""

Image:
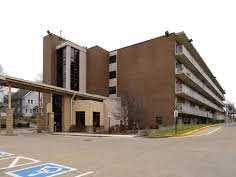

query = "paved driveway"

[0,124,235,177]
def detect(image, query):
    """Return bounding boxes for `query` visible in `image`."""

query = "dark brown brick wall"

[86,46,109,97]
[43,34,65,86]
[43,34,65,128]
[117,36,176,127]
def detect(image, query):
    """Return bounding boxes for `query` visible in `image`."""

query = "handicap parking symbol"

[0,151,14,158]
[6,163,77,177]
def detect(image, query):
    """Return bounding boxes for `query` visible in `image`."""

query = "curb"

[52,132,136,138]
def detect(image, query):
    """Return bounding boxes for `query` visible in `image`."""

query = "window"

[31,100,33,104]
[109,55,116,64]
[70,47,80,91]
[28,100,30,104]
[109,86,116,95]
[109,71,116,79]
[25,109,27,113]
[56,47,65,87]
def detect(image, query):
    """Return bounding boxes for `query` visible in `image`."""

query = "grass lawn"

[147,124,212,138]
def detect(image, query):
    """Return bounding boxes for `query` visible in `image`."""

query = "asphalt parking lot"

[0,123,236,177]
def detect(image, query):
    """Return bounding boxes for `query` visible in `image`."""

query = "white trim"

[108,51,118,97]
[79,51,87,92]
[56,41,87,53]
[109,50,117,56]
[109,78,117,87]
[65,45,71,90]
[109,63,117,72]
[23,91,32,98]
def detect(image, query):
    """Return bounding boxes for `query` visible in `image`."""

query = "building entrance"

[76,111,85,131]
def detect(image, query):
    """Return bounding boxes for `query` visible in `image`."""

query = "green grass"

[147,124,211,138]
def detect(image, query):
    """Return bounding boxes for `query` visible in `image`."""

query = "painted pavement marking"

[205,127,222,135]
[0,156,41,171]
[0,151,14,159]
[75,171,94,177]
[6,163,77,177]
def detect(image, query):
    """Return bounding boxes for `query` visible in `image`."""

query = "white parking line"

[75,171,94,177]
[0,156,41,170]
[206,127,222,135]
[189,127,222,137]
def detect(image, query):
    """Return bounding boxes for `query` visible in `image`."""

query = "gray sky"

[0,0,235,104]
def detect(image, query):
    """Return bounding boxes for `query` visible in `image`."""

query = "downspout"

[71,93,76,125]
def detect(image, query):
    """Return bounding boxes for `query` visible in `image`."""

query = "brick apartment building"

[43,31,225,131]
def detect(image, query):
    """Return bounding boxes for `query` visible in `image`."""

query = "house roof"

[12,89,29,100]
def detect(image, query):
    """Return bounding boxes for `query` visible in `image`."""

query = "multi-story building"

[43,31,225,131]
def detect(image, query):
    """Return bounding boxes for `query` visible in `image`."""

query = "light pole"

[174,110,178,134]
[108,112,111,134]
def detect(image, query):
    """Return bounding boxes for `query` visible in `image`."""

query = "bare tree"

[0,64,3,74]
[128,96,146,131]
[225,101,236,120]
[35,73,43,83]
[111,92,129,132]
[0,64,5,103]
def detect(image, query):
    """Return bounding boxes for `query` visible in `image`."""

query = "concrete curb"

[52,132,136,138]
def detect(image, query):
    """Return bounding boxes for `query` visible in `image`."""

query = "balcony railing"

[175,45,224,99]
[176,64,224,106]
[176,103,214,118]
[176,84,224,112]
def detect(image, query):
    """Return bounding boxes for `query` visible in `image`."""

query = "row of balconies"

[175,44,224,100]
[176,64,224,107]
[176,103,214,118]
[176,83,224,112]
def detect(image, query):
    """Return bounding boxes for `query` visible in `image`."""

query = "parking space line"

[0,156,41,171]
[75,171,94,177]
[206,127,222,135]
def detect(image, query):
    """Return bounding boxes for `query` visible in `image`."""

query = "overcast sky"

[0,0,235,103]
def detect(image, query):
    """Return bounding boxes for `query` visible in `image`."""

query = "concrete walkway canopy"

[0,74,107,101]
[0,74,109,134]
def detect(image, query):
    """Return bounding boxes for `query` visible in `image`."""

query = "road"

[0,123,235,177]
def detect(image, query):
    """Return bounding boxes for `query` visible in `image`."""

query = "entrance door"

[93,112,100,128]
[76,111,85,131]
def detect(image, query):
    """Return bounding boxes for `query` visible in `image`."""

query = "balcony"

[176,103,214,118]
[175,45,224,100]
[176,84,224,112]
[176,64,224,107]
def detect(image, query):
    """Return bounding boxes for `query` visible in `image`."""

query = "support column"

[6,108,14,134]
[6,85,14,135]
[48,112,54,133]
[46,94,54,133]
[37,92,43,133]
[63,95,71,132]
[37,107,44,133]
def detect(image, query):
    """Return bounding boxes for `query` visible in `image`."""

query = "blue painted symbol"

[6,163,76,177]
[0,151,14,158]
